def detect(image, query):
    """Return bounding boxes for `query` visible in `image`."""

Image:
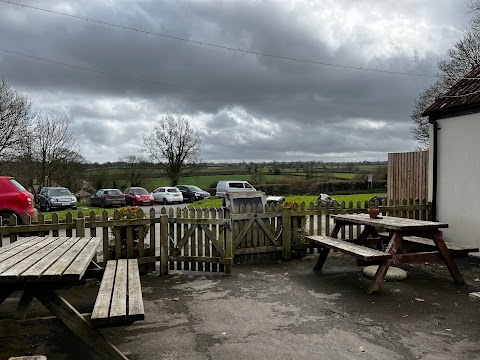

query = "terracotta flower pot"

[368,208,380,218]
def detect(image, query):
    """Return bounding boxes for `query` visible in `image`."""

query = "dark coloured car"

[124,187,154,206]
[0,176,37,224]
[90,188,126,208]
[39,187,77,211]
[176,185,211,202]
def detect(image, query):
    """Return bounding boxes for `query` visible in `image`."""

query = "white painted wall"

[431,113,480,249]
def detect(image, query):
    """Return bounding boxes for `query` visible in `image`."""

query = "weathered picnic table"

[307,214,478,294]
[0,236,141,360]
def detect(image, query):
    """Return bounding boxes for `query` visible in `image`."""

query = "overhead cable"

[0,47,413,104]
[0,0,438,78]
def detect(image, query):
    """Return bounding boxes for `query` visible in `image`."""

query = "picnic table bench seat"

[378,232,479,255]
[307,235,392,261]
[91,259,144,327]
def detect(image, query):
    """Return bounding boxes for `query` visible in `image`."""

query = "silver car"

[39,187,77,211]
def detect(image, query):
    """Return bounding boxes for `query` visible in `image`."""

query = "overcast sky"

[0,0,470,163]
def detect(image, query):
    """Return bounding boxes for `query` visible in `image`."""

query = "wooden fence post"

[75,216,85,237]
[224,207,233,273]
[282,206,292,261]
[160,214,169,275]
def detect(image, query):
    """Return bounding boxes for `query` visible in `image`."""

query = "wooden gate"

[164,208,233,273]
[231,204,284,263]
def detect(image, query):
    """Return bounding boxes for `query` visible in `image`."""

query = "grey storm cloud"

[0,0,471,163]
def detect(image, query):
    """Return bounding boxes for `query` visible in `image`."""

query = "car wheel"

[45,202,51,212]
[101,199,105,208]
[189,195,195,203]
[163,198,168,205]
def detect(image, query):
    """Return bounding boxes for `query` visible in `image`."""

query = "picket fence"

[0,199,431,274]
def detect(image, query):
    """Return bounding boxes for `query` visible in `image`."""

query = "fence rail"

[0,199,431,274]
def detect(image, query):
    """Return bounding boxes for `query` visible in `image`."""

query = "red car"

[124,187,154,206]
[0,176,37,225]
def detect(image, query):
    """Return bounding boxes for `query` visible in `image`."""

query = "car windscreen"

[106,190,122,195]
[187,186,202,192]
[229,182,244,188]
[49,188,71,196]
[133,188,148,195]
[167,188,179,193]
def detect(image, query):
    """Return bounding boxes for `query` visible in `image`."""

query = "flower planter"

[368,208,380,219]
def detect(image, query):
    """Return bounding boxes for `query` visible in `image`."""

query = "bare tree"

[31,111,80,189]
[143,115,201,186]
[0,77,32,161]
[411,2,480,147]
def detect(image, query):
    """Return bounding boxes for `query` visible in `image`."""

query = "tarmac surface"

[2,253,480,360]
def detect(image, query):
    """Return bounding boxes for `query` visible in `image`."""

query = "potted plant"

[109,206,150,259]
[367,202,380,219]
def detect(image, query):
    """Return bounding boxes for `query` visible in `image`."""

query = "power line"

[0,0,437,79]
[0,47,414,104]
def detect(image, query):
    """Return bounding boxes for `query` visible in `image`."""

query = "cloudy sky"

[0,0,470,163]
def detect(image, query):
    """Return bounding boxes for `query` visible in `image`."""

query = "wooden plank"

[91,260,116,325]
[307,235,392,261]
[127,259,144,322]
[1,238,71,282]
[63,237,101,281]
[0,237,36,254]
[21,238,80,280]
[109,259,127,324]
[0,237,44,261]
[380,232,480,254]
[469,292,480,301]
[332,214,448,230]
[0,238,58,276]
[41,238,91,281]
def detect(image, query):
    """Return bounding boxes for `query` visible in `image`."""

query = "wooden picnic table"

[0,236,129,360]
[308,214,473,294]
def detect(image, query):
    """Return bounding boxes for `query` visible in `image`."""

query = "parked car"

[151,187,183,205]
[90,188,126,208]
[369,195,389,206]
[215,181,256,197]
[38,187,77,211]
[124,187,154,206]
[176,185,211,202]
[0,176,37,225]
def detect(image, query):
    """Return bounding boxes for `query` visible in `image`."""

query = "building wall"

[434,113,480,249]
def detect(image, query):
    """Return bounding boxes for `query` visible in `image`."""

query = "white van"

[215,181,256,197]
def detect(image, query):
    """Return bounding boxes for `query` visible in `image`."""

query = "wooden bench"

[91,259,145,327]
[378,232,479,256]
[307,235,392,270]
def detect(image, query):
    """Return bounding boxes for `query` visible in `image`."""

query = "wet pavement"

[2,253,480,360]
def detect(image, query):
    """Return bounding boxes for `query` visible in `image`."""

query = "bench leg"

[0,289,13,306]
[314,247,330,270]
[33,289,129,360]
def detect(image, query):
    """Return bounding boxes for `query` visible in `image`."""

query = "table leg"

[13,290,33,320]
[367,232,403,294]
[0,289,13,305]
[431,229,465,285]
[33,289,129,360]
